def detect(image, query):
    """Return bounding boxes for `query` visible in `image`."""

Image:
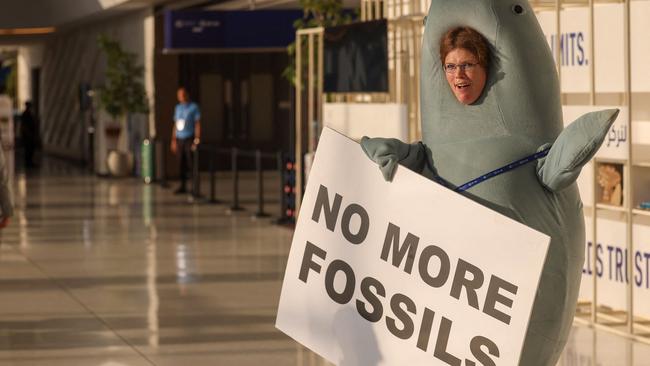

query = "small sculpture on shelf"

[597,163,623,206]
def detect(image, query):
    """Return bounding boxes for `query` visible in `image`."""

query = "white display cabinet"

[573,119,650,338]
[534,0,650,344]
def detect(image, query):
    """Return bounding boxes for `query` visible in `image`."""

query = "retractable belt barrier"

[189,143,286,220]
[143,138,295,223]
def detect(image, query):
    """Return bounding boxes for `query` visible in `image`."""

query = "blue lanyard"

[454,146,551,192]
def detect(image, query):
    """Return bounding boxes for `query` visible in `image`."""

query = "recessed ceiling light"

[0,27,56,36]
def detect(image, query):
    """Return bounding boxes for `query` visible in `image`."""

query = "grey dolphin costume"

[361,0,619,365]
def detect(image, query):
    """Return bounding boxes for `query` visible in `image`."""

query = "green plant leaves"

[97,34,149,119]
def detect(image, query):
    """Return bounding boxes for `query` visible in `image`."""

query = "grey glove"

[360,136,413,181]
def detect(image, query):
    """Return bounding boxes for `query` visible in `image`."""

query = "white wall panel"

[594,4,625,93]
[537,8,591,93]
[631,2,650,92]
[579,215,629,311]
[323,103,408,141]
[536,4,650,93]
[40,9,151,160]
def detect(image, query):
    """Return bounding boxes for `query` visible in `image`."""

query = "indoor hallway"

[0,159,298,365]
[0,161,649,365]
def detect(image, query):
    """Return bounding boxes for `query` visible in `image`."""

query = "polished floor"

[0,159,649,365]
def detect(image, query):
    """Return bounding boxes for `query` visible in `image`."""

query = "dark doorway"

[178,52,291,169]
[31,68,40,116]
[31,67,42,164]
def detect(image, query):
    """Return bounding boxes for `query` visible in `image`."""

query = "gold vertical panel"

[389,23,394,101]
[308,34,315,153]
[624,0,634,334]
[384,0,389,19]
[317,33,324,145]
[295,33,303,213]
[588,0,598,325]
[415,19,423,140]
[589,0,595,106]
[555,0,561,80]
[396,27,402,103]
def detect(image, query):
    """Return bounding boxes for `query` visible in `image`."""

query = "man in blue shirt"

[170,87,201,194]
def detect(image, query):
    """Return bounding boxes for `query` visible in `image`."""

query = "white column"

[144,10,156,138]
[16,45,43,110]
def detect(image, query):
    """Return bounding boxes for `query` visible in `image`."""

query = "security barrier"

[147,138,294,223]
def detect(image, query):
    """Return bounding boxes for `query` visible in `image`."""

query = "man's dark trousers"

[177,137,194,190]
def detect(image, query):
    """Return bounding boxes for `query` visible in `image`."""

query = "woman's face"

[444,48,487,105]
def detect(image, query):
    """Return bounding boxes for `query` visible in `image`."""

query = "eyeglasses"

[443,62,479,74]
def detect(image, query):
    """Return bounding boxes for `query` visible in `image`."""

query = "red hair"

[440,26,490,68]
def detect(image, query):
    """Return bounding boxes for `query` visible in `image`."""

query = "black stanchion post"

[192,145,201,199]
[275,151,296,225]
[254,150,270,218]
[229,147,243,212]
[277,151,285,220]
[209,147,220,203]
[158,139,169,188]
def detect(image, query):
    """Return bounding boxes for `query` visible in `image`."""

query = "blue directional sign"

[164,10,303,51]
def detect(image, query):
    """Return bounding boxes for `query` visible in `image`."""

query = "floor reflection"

[0,161,295,365]
[557,323,650,366]
[1,159,649,365]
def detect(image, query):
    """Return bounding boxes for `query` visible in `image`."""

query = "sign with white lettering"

[275,128,550,366]
[163,10,302,51]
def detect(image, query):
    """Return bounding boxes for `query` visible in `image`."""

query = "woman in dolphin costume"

[361,0,619,365]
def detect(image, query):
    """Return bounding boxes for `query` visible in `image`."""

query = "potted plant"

[97,34,149,176]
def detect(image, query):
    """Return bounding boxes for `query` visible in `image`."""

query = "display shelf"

[574,303,650,343]
[595,161,626,207]
[573,317,650,346]
[596,203,628,213]
[595,157,629,165]
[631,144,650,167]
[631,160,650,168]
[631,166,650,210]
[633,208,650,217]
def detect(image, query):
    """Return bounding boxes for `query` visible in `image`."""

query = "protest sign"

[276,127,550,365]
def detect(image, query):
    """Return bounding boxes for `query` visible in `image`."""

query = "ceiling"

[0,0,166,44]
[0,0,626,35]
[0,0,303,30]
[0,0,135,30]
[0,0,359,44]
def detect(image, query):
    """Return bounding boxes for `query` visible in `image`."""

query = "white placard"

[276,128,550,366]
